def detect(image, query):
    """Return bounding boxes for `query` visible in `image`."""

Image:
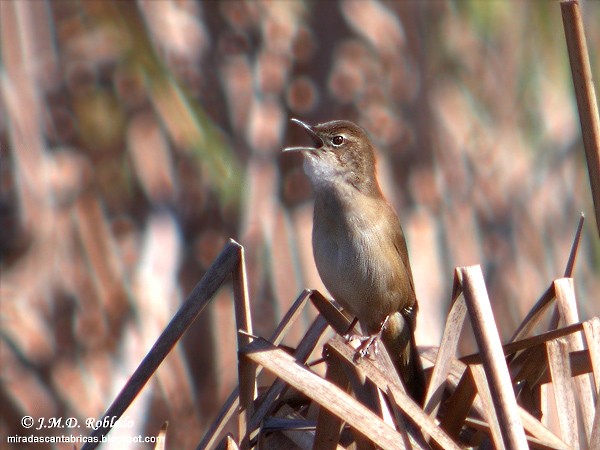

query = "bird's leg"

[350,316,390,362]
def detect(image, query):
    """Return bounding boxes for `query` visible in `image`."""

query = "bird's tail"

[403,330,426,404]
[382,311,426,405]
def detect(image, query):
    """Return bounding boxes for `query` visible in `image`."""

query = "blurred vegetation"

[1,1,599,448]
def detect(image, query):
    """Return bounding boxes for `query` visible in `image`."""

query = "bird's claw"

[344,315,389,363]
[345,333,380,362]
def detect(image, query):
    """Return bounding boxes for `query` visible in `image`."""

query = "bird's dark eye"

[332,135,344,146]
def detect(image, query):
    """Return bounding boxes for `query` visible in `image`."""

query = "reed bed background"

[1,1,599,449]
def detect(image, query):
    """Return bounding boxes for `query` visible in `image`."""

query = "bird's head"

[283,118,379,196]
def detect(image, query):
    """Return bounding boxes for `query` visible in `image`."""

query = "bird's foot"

[357,334,380,359]
[344,316,390,363]
[344,334,380,362]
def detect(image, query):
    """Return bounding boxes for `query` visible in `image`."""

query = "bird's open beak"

[283,118,324,152]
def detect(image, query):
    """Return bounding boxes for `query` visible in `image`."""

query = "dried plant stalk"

[582,318,600,396]
[312,355,349,450]
[309,289,353,334]
[246,314,329,432]
[471,363,505,449]
[197,290,313,450]
[516,404,569,449]
[215,435,240,450]
[582,318,600,448]
[271,405,316,449]
[563,214,585,278]
[554,278,595,441]
[561,0,600,236]
[327,336,460,450]
[81,240,242,450]
[241,338,408,450]
[233,245,256,450]
[590,403,600,450]
[546,339,578,448]
[438,367,476,440]
[424,279,467,416]
[458,266,529,450]
[155,422,168,450]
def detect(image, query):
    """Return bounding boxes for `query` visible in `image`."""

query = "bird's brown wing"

[390,213,417,307]
[378,208,425,403]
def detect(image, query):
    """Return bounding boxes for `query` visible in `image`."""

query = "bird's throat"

[303,154,345,188]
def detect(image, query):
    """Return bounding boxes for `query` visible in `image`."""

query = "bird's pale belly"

[312,223,401,332]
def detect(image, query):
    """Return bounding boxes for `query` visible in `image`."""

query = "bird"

[283,118,425,403]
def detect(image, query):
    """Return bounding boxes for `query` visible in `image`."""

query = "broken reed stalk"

[155,422,168,450]
[582,318,600,394]
[241,338,407,450]
[423,284,467,417]
[458,266,529,450]
[585,318,600,449]
[327,336,461,450]
[81,239,242,450]
[547,339,579,447]
[232,245,256,450]
[554,278,596,441]
[563,213,585,278]
[312,352,349,449]
[245,314,329,433]
[560,0,600,237]
[461,321,584,365]
[199,291,330,448]
[510,213,584,343]
[196,290,313,450]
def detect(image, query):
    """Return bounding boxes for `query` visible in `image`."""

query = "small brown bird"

[284,118,425,403]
